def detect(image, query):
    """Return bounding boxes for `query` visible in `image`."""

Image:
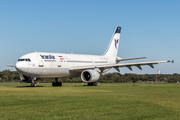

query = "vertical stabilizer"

[103,26,121,57]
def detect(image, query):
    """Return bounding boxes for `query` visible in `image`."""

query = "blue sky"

[0,0,179,74]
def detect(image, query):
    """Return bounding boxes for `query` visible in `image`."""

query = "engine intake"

[81,69,100,83]
[20,74,31,83]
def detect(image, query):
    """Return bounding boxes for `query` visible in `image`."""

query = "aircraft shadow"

[16,86,44,88]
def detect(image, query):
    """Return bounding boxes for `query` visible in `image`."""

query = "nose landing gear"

[31,78,36,87]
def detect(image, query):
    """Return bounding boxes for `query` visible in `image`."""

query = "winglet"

[167,60,174,63]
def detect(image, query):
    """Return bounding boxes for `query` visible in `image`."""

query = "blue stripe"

[114,27,121,34]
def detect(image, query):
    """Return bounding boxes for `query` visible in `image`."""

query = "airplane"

[9,26,173,87]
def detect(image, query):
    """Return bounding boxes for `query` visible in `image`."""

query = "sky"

[0,0,179,74]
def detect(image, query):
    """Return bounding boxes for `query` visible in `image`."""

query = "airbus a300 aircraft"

[13,27,172,87]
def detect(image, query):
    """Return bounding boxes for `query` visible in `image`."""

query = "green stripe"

[59,56,62,57]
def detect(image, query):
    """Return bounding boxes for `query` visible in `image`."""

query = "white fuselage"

[15,52,116,78]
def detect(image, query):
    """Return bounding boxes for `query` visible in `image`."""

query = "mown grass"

[0,83,180,120]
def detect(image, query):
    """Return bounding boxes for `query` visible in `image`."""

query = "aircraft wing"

[70,60,173,72]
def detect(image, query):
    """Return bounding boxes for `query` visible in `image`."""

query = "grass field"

[0,83,180,120]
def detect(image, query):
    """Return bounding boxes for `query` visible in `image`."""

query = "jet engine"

[20,74,31,83]
[81,69,100,83]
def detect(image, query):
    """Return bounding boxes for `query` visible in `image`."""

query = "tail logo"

[115,39,119,49]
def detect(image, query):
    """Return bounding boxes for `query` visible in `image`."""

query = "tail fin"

[103,26,121,57]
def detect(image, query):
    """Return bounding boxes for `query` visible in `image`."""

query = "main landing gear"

[88,82,97,86]
[52,78,62,87]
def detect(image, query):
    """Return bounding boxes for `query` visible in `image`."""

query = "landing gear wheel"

[88,82,97,86]
[52,78,62,87]
[58,82,62,86]
[31,78,36,87]
[52,82,56,86]
[31,82,36,87]
[52,82,62,87]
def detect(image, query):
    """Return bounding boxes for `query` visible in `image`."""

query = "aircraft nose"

[15,62,22,71]
[15,62,28,73]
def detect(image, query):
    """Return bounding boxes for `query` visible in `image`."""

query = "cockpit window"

[18,58,31,62]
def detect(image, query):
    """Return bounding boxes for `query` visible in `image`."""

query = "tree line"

[0,70,179,83]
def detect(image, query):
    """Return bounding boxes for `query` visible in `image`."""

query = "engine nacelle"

[81,69,100,83]
[20,74,31,83]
